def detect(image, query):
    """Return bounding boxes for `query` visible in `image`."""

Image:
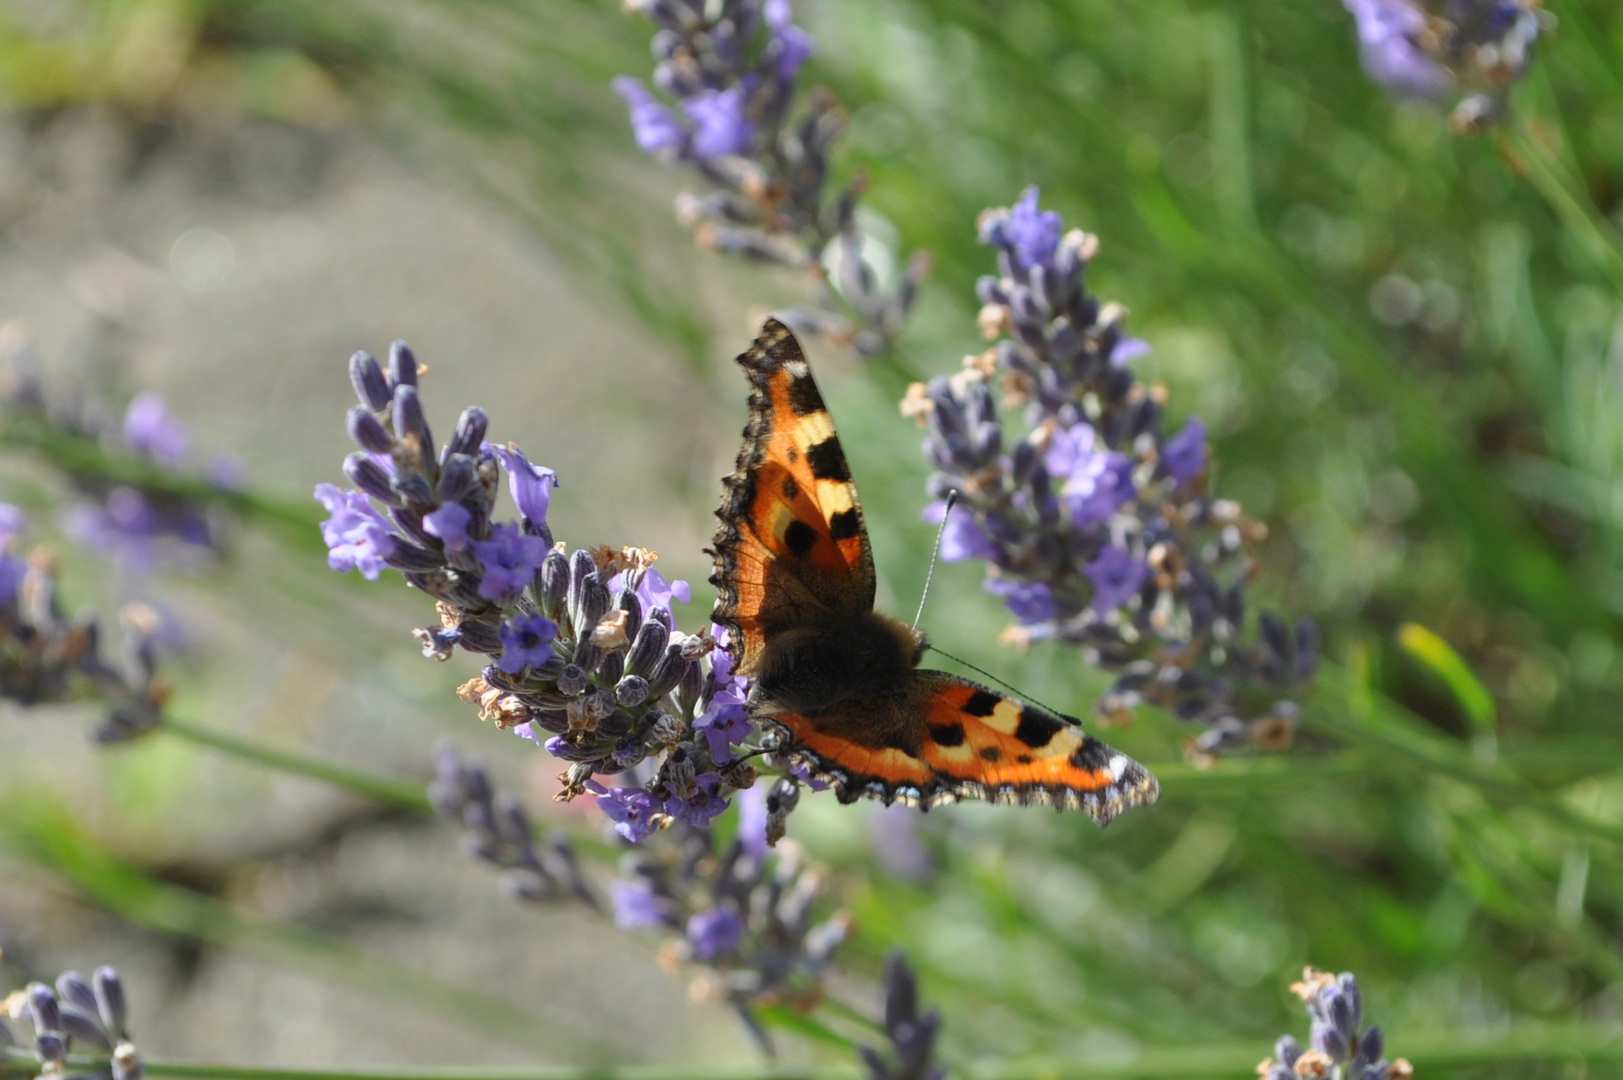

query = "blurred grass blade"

[1396,621,1498,761]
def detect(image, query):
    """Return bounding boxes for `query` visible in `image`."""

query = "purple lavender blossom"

[984,578,1057,625]
[1085,545,1147,616]
[736,784,770,861]
[695,699,752,764]
[923,500,999,563]
[1343,0,1449,96]
[423,501,473,551]
[612,879,671,929]
[666,772,731,828]
[497,614,559,674]
[611,77,688,158]
[687,907,745,960]
[473,523,549,603]
[0,505,25,603]
[764,0,813,81]
[684,87,754,160]
[611,566,691,614]
[122,392,189,467]
[1046,423,1134,528]
[591,782,669,842]
[490,444,558,527]
[1162,416,1209,486]
[315,483,398,580]
[997,186,1063,272]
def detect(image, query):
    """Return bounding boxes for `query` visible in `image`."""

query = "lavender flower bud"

[55,972,97,1014]
[392,385,434,461]
[539,549,571,620]
[59,1004,112,1051]
[34,1031,65,1064]
[436,454,477,505]
[28,983,60,1033]
[567,548,596,626]
[388,339,418,389]
[626,618,669,676]
[446,406,488,459]
[596,649,625,686]
[557,664,588,697]
[617,587,643,642]
[645,643,686,699]
[1311,1018,1348,1063]
[1338,973,1363,1031]
[349,350,391,410]
[1275,1035,1303,1068]
[677,658,703,712]
[346,406,394,454]
[342,452,400,505]
[615,675,650,707]
[1355,1025,1384,1069]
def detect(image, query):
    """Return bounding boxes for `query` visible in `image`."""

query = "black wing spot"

[787,375,826,416]
[784,519,818,558]
[805,438,851,482]
[979,746,1002,762]
[787,446,799,463]
[781,475,801,502]
[961,690,1000,717]
[1069,736,1113,770]
[1017,753,1033,764]
[828,507,861,541]
[1014,707,1065,749]
[928,722,966,747]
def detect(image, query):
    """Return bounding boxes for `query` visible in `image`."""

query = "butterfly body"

[710,319,1158,821]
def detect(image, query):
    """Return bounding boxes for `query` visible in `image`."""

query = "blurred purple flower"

[1003,186,1063,272]
[315,484,398,580]
[1085,545,1147,615]
[612,77,688,158]
[1046,423,1134,528]
[123,392,189,468]
[684,87,753,160]
[984,578,1057,625]
[611,566,691,614]
[1162,416,1209,486]
[473,523,549,603]
[922,500,999,562]
[687,907,744,960]
[1111,337,1152,366]
[764,0,813,81]
[1342,0,1450,97]
[612,879,671,929]
[868,803,934,881]
[736,784,769,861]
[497,614,558,674]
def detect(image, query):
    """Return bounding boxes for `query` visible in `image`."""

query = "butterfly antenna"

[927,644,1072,722]
[912,491,958,633]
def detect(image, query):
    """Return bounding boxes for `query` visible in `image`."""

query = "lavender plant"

[610,790,849,1045]
[858,952,944,1080]
[319,341,761,841]
[0,507,167,743]
[1259,969,1412,1080]
[428,741,600,909]
[0,964,142,1080]
[906,188,1316,758]
[613,0,928,355]
[0,327,235,570]
[1339,0,1548,130]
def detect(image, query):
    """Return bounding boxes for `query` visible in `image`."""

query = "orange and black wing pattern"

[710,318,875,675]
[776,671,1160,824]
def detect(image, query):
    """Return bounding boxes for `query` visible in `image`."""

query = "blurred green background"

[1,0,1622,1075]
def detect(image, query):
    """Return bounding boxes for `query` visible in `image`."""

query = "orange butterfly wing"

[778,671,1159,823]
[710,318,874,675]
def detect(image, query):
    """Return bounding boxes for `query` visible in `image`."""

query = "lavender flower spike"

[1339,0,1549,130]
[907,187,1317,757]
[859,953,946,1080]
[7,965,143,1080]
[1259,968,1412,1080]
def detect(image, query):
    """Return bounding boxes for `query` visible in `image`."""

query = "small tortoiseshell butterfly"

[709,319,1160,823]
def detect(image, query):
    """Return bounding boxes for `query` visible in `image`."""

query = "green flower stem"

[159,718,433,814]
[1501,122,1623,293]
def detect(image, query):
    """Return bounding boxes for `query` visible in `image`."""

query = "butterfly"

[709,318,1160,822]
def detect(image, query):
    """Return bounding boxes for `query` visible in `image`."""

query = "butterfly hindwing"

[711,319,875,674]
[775,670,1159,824]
